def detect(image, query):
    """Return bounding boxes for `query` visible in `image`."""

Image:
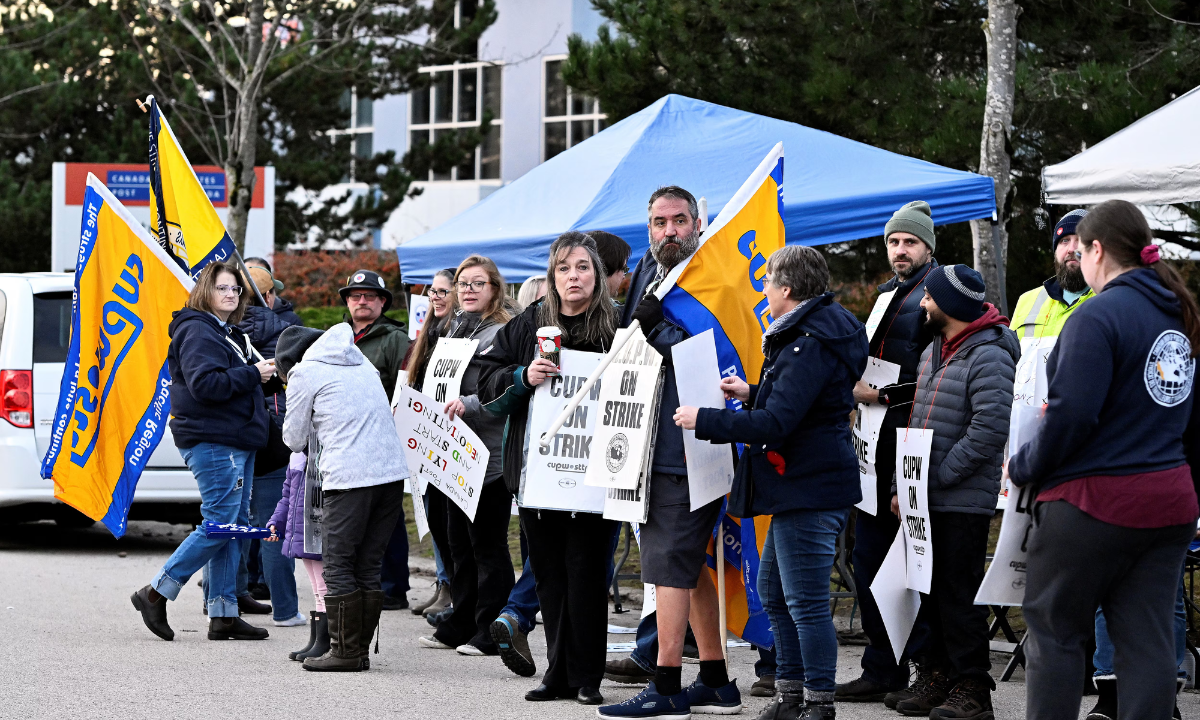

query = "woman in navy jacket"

[1009,200,1200,720]
[131,261,277,643]
[675,246,867,719]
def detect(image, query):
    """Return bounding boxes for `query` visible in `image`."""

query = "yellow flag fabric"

[41,174,193,537]
[148,96,237,276]
[706,514,774,648]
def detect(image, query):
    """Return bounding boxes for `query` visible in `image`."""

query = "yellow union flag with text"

[148,95,237,276]
[40,173,193,537]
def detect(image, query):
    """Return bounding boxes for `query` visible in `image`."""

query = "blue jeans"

[247,467,298,621]
[756,644,778,678]
[631,612,659,672]
[500,556,540,634]
[154,443,255,618]
[758,507,850,697]
[1094,561,1188,679]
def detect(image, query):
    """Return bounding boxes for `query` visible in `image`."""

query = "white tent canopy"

[1042,84,1200,205]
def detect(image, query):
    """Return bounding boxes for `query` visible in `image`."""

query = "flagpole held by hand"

[717,519,728,666]
[538,320,640,449]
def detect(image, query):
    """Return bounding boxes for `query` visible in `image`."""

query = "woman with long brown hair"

[131,261,277,642]
[1009,199,1200,719]
[417,255,517,656]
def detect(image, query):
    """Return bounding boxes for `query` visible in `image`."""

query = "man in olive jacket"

[340,269,411,610]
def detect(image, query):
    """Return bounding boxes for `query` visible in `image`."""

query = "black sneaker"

[208,616,269,640]
[835,674,904,702]
[1085,678,1116,720]
[929,678,993,719]
[895,670,954,717]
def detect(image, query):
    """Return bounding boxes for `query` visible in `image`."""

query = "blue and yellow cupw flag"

[148,95,237,276]
[655,142,785,649]
[41,174,193,537]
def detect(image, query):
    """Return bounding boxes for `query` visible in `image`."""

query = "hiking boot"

[750,674,776,697]
[131,585,174,641]
[411,582,447,615]
[303,590,364,672]
[491,613,536,677]
[895,670,953,716]
[427,604,454,627]
[755,691,804,720]
[423,583,452,617]
[929,678,993,720]
[208,616,269,640]
[885,665,933,710]
[359,589,385,670]
[836,674,904,702]
[604,657,654,684]
[685,675,742,714]
[1085,677,1116,720]
[798,701,835,720]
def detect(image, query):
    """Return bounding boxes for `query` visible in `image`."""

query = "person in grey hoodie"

[277,323,411,673]
[890,265,1018,720]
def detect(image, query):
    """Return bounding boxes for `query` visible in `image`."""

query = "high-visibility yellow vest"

[1011,279,1095,341]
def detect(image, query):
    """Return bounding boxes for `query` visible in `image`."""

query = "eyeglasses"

[215,284,243,296]
[347,292,381,302]
[455,280,489,292]
[428,288,451,299]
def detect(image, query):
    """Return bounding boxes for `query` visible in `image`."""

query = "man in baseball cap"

[339,269,410,611]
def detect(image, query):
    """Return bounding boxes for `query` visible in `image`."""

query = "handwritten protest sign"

[394,385,488,521]
[896,428,933,593]
[520,349,607,513]
[424,337,478,404]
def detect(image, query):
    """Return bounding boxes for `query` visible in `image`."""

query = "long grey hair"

[537,231,618,349]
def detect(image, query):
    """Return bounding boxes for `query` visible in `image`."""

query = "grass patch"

[296,306,408,330]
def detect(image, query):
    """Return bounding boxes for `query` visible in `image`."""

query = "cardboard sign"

[852,358,902,516]
[409,294,431,340]
[870,529,922,663]
[394,385,489,522]
[896,428,933,594]
[864,289,898,342]
[424,337,478,404]
[586,328,664,491]
[302,440,324,556]
[671,330,736,511]
[519,349,608,514]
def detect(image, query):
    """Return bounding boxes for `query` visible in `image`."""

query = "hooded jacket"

[167,308,269,451]
[1010,268,1198,492]
[903,305,1019,514]
[695,293,869,516]
[351,314,409,403]
[445,310,509,485]
[267,452,321,560]
[282,323,410,491]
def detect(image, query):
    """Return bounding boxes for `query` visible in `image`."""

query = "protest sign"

[863,289,898,342]
[602,468,654,523]
[409,294,431,340]
[424,337,478,404]
[586,328,663,491]
[870,530,922,663]
[302,440,324,555]
[520,349,607,514]
[409,481,430,541]
[852,357,901,516]
[671,330,735,510]
[896,428,933,593]
[394,385,488,522]
[976,404,1042,605]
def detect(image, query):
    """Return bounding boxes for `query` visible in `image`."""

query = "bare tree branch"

[0,79,57,107]
[147,0,242,93]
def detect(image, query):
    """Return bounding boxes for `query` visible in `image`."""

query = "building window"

[410,62,502,182]
[325,88,374,182]
[543,56,606,162]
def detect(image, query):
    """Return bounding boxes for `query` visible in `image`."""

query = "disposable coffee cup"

[537,326,563,374]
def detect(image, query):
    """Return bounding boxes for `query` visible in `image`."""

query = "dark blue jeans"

[759,507,850,697]
[379,500,410,599]
[247,467,298,621]
[501,555,540,634]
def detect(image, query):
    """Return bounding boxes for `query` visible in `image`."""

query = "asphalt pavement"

[0,519,1196,719]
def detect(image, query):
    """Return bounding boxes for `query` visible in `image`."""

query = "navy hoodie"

[167,308,269,451]
[1009,268,1197,491]
[695,292,869,515]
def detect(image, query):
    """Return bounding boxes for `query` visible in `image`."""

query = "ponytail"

[1077,200,1200,357]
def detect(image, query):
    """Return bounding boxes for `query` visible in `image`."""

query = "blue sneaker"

[686,677,742,715]
[597,682,691,719]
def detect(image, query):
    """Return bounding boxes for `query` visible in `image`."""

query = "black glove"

[631,293,664,330]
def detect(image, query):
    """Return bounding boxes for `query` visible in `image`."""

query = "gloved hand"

[631,293,664,330]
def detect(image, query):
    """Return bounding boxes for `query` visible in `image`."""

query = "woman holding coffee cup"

[476,232,619,705]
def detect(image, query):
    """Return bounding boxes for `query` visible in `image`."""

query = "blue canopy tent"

[398,94,995,284]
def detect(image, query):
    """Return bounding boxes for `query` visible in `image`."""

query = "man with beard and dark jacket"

[889,265,1018,720]
[339,270,412,611]
[838,200,938,704]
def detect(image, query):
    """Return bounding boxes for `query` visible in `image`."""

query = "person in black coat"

[131,261,277,643]
[675,246,868,720]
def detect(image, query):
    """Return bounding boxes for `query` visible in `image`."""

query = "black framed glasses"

[455,280,489,292]
[428,288,451,299]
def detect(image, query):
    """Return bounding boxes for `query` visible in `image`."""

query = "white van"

[0,272,200,526]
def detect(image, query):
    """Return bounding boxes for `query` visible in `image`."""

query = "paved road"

[0,519,1195,719]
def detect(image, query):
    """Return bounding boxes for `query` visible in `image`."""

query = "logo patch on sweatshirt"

[1144,330,1195,407]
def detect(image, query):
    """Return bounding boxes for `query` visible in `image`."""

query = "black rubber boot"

[303,591,364,672]
[360,589,385,671]
[1085,678,1117,720]
[295,612,330,661]
[289,611,319,661]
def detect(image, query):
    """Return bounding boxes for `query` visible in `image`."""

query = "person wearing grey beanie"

[885,200,936,255]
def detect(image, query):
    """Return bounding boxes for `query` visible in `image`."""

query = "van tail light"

[1,370,32,428]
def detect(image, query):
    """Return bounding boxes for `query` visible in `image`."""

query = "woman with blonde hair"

[417,255,517,656]
[131,261,277,642]
[518,275,547,309]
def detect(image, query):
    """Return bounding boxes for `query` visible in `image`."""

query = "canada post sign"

[106,170,226,203]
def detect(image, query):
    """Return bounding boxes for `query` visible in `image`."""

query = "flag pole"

[717,521,728,666]
[538,320,640,449]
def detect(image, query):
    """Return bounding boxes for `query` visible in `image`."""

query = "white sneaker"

[535,611,543,625]
[456,643,486,656]
[418,635,453,649]
[273,611,306,627]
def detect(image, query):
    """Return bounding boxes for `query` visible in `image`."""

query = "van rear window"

[33,292,73,363]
